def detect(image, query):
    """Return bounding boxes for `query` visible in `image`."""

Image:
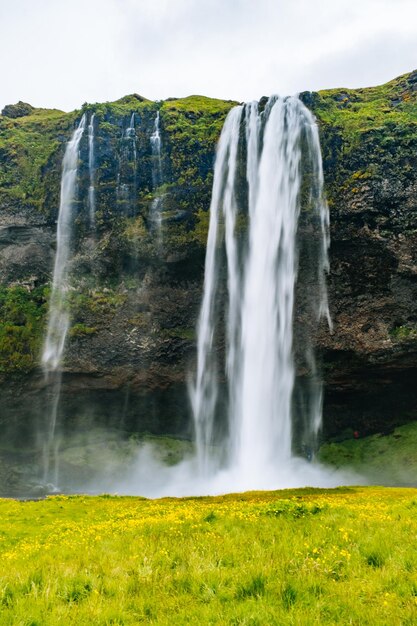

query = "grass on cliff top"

[1,487,417,625]
[0,107,73,208]
[161,95,235,145]
[313,70,417,137]
[162,95,237,113]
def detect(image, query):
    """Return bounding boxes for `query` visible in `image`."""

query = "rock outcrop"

[1,101,34,118]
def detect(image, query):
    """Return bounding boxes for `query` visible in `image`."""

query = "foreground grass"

[1,488,417,624]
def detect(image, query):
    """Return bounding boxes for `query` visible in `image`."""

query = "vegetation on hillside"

[314,71,417,134]
[0,286,47,373]
[0,108,73,212]
[309,70,417,215]
[319,421,417,486]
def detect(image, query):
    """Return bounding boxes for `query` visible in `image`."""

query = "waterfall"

[126,112,137,163]
[150,110,162,178]
[42,114,86,372]
[41,114,86,486]
[189,106,243,473]
[150,110,163,235]
[88,113,96,227]
[190,97,331,485]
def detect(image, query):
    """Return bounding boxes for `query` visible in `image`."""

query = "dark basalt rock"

[408,70,417,85]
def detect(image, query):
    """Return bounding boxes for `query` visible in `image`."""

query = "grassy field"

[1,488,417,624]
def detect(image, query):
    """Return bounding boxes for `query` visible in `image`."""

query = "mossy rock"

[1,101,35,118]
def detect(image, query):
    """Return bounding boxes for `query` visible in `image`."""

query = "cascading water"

[150,110,163,235]
[88,113,96,227]
[41,115,86,486]
[42,115,86,371]
[150,111,161,171]
[190,96,331,489]
[189,106,243,474]
[126,112,137,163]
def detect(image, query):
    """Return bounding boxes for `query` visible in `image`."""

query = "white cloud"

[0,0,416,111]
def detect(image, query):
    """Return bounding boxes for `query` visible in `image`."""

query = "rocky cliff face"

[0,72,416,453]
[305,71,417,437]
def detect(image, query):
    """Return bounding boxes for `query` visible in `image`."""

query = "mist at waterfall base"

[68,96,361,498]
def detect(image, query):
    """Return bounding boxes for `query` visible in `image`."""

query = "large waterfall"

[190,96,331,489]
[41,115,86,486]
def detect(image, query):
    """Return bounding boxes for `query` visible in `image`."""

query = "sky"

[1,0,417,112]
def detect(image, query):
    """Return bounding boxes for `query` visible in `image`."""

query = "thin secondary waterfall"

[88,113,96,227]
[189,106,243,473]
[150,110,163,234]
[191,96,331,485]
[126,112,137,163]
[150,110,162,179]
[42,115,86,371]
[41,114,86,485]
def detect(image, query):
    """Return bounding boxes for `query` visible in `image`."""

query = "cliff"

[0,71,416,450]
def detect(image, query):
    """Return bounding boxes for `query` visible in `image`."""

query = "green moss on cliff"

[308,70,417,203]
[312,71,417,135]
[0,93,235,229]
[69,323,98,338]
[82,94,153,119]
[70,289,127,320]
[0,286,47,372]
[0,108,75,211]
[161,96,234,209]
[1,101,34,118]
[389,325,417,341]
[319,421,417,486]
[161,326,195,341]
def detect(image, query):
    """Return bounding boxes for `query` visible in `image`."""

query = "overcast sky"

[1,0,417,112]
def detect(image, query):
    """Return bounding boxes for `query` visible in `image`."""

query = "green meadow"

[1,487,417,624]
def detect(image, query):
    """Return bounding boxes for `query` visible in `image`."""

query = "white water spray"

[41,115,86,485]
[88,113,96,227]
